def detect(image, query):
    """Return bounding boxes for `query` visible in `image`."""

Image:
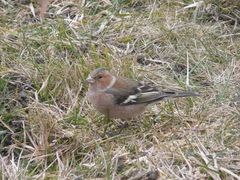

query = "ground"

[0,0,240,179]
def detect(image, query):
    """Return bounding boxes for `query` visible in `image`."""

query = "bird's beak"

[86,76,95,84]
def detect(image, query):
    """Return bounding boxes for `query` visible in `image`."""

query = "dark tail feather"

[163,91,199,98]
[146,91,199,104]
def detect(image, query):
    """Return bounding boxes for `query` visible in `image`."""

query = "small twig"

[0,116,14,134]
[219,167,240,179]
[186,51,190,87]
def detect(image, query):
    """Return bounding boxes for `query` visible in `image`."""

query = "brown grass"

[0,0,240,179]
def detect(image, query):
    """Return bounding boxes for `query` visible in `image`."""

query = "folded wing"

[105,82,199,105]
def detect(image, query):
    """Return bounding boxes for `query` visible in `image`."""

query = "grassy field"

[1,0,240,179]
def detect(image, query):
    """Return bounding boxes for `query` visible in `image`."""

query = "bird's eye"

[98,75,103,79]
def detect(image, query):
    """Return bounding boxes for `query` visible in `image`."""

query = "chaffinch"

[86,67,198,119]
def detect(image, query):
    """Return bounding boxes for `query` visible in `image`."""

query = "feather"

[105,81,199,106]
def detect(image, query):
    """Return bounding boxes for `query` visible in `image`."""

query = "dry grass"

[0,0,240,179]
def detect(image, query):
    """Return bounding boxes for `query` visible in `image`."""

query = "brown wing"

[105,78,199,105]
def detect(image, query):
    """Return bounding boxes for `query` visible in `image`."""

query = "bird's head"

[86,67,116,91]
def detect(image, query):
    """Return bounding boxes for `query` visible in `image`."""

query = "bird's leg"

[117,119,129,130]
[103,111,112,134]
[110,119,128,135]
[104,113,111,124]
[104,119,129,137]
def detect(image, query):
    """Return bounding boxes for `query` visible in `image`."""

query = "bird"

[86,67,198,119]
